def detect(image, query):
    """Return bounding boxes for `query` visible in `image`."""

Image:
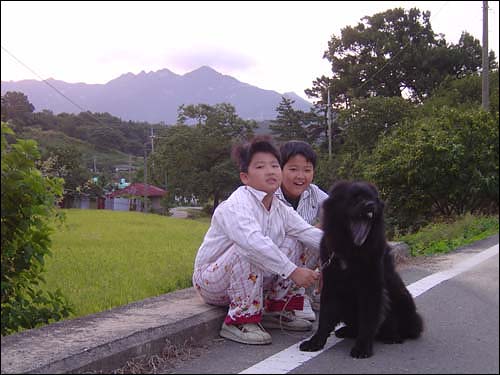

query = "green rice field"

[43,209,209,319]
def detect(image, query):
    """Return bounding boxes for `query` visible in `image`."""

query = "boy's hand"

[289,267,320,288]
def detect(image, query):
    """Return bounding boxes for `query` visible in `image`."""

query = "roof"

[110,183,167,198]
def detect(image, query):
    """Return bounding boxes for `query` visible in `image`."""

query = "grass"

[41,210,498,321]
[396,214,499,256]
[43,209,209,318]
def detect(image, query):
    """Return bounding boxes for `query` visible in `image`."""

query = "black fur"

[299,181,423,358]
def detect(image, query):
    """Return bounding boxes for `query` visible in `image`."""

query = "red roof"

[110,183,167,198]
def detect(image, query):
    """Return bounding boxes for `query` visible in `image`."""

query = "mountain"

[1,66,313,124]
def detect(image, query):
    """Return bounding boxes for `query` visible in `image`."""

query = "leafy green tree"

[337,96,415,153]
[1,91,35,129]
[1,122,72,335]
[43,144,91,201]
[367,108,499,232]
[424,70,499,114]
[152,103,256,212]
[269,97,309,142]
[307,8,496,106]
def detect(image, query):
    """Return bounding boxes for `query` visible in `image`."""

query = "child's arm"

[284,206,323,251]
[214,204,298,279]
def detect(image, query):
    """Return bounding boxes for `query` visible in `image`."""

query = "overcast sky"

[1,1,498,101]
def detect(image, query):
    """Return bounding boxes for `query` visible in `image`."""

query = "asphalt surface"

[156,234,499,374]
[1,235,497,374]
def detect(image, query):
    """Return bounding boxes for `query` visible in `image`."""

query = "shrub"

[368,108,499,232]
[1,122,72,335]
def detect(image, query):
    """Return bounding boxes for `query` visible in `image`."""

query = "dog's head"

[322,180,385,247]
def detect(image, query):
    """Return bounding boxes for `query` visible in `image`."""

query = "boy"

[276,140,329,321]
[192,136,322,345]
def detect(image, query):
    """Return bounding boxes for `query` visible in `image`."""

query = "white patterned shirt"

[275,184,329,225]
[194,185,323,278]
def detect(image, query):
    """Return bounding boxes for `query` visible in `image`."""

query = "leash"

[320,251,335,272]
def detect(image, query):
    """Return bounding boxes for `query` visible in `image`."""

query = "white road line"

[239,244,499,374]
[407,244,498,298]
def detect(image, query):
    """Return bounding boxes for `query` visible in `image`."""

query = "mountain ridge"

[1,66,312,123]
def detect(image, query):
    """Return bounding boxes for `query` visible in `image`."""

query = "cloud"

[165,48,256,74]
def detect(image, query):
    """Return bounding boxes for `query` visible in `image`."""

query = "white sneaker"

[220,322,272,345]
[261,310,313,331]
[294,297,316,321]
[311,290,321,312]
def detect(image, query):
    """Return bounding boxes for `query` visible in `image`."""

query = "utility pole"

[482,1,489,110]
[143,148,148,213]
[327,88,332,160]
[128,154,132,182]
[150,127,156,154]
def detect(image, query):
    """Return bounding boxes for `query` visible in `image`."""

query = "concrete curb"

[1,288,226,374]
[1,243,409,374]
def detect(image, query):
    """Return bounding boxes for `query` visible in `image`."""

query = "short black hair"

[232,135,281,173]
[279,140,317,168]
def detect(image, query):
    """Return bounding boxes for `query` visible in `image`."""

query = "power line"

[1,45,107,127]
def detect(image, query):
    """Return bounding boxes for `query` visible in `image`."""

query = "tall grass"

[396,214,499,256]
[43,209,209,318]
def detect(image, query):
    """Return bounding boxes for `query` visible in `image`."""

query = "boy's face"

[281,154,314,199]
[240,152,282,194]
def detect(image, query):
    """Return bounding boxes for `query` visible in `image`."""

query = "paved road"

[159,235,499,374]
[170,206,203,219]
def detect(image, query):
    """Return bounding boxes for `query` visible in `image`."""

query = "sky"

[1,1,499,102]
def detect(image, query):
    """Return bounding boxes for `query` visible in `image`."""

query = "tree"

[151,103,256,212]
[269,97,309,142]
[307,8,496,106]
[1,122,72,335]
[424,70,499,114]
[43,144,91,202]
[1,91,35,128]
[329,96,415,180]
[367,108,499,232]
[337,96,415,153]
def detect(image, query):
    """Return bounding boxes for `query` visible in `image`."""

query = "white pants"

[192,238,319,324]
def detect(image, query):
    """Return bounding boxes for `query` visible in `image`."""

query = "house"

[109,183,167,213]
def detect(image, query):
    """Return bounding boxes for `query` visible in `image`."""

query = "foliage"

[1,122,72,336]
[367,108,499,232]
[269,96,309,142]
[396,214,499,256]
[43,144,92,199]
[424,70,499,114]
[151,103,256,211]
[326,96,415,181]
[306,7,496,106]
[0,93,150,159]
[1,91,35,129]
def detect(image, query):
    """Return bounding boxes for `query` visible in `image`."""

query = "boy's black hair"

[279,140,317,168]
[232,135,281,173]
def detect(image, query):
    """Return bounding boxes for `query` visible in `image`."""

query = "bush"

[1,122,72,335]
[368,108,499,232]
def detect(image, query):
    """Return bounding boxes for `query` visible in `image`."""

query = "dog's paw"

[350,344,373,358]
[299,336,326,352]
[334,326,357,339]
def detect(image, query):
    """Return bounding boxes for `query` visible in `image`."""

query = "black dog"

[299,181,423,358]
